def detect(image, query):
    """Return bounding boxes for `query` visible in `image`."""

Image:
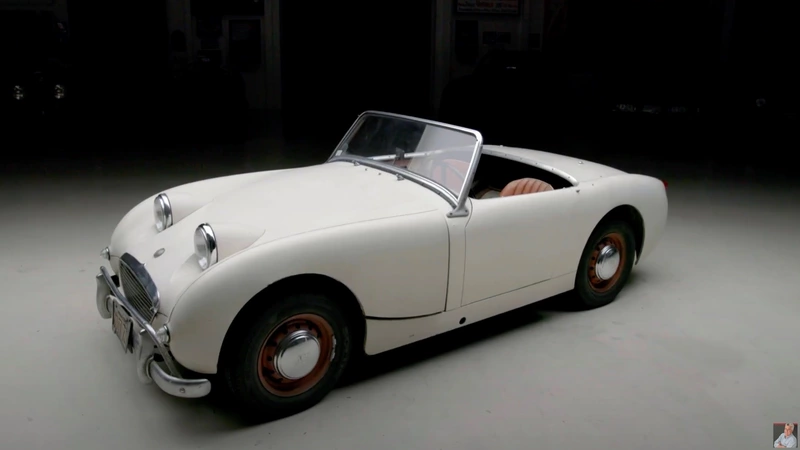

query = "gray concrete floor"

[1,134,799,450]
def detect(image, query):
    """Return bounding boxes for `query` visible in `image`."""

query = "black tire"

[219,293,353,421]
[573,220,636,309]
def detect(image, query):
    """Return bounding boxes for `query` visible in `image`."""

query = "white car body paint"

[102,115,668,375]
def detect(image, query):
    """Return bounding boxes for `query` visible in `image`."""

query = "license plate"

[112,302,133,353]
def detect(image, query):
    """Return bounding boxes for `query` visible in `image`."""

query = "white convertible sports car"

[95,111,668,419]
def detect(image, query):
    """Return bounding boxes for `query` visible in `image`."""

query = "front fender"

[167,210,450,374]
[573,174,668,264]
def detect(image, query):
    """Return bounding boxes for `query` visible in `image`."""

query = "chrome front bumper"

[95,266,211,398]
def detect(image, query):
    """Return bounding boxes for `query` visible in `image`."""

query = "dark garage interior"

[2,0,799,447]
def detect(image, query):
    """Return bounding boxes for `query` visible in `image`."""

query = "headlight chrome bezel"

[194,223,218,270]
[154,193,173,232]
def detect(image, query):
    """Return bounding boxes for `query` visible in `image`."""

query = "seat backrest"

[500,178,554,197]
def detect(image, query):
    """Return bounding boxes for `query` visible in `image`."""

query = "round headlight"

[154,193,173,232]
[194,223,218,270]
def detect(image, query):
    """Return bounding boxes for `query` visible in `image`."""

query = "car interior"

[344,116,575,199]
[389,152,575,199]
[467,153,576,199]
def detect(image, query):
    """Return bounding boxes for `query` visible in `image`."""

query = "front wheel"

[573,220,636,309]
[219,293,353,421]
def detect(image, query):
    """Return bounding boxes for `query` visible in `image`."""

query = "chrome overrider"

[95,254,211,398]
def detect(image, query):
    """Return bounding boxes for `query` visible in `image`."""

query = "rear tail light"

[662,180,668,188]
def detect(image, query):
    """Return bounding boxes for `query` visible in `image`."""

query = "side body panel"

[365,272,575,354]
[167,210,451,374]
[460,187,580,305]
[364,173,668,355]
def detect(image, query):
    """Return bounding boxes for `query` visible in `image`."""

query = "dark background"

[2,0,798,173]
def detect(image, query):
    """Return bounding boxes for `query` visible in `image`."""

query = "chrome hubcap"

[595,244,620,281]
[273,330,321,380]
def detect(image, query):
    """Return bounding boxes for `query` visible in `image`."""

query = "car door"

[460,187,579,306]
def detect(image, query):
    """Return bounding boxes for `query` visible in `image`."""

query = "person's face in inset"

[785,424,793,438]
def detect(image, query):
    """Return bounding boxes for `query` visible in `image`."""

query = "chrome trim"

[273,330,321,380]
[595,244,621,281]
[100,266,175,372]
[154,193,173,231]
[329,155,458,208]
[148,360,211,398]
[95,272,113,319]
[100,246,110,261]
[96,266,211,398]
[156,325,170,344]
[195,223,218,270]
[327,110,484,218]
[119,253,160,320]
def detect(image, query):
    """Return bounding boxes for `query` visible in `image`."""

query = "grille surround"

[118,253,160,323]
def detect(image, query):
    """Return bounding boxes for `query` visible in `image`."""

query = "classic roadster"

[95,111,668,419]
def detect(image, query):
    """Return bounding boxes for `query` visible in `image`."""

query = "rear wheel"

[573,220,636,309]
[220,293,353,421]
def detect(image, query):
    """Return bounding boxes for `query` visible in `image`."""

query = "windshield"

[332,112,480,198]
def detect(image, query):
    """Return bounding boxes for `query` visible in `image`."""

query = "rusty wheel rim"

[257,314,335,397]
[587,232,627,293]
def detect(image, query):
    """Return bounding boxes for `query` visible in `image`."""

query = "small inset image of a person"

[774,422,798,448]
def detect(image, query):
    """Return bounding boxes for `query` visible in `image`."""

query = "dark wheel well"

[598,205,645,261]
[219,274,366,369]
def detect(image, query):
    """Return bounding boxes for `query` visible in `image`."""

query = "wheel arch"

[596,204,645,261]
[218,273,366,368]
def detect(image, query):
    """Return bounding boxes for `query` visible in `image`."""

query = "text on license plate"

[112,303,132,352]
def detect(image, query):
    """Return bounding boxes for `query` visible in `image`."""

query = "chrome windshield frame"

[327,110,484,218]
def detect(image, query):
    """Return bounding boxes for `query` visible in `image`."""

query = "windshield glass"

[333,113,479,197]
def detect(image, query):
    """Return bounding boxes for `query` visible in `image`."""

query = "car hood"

[113,161,445,314]
[186,161,442,235]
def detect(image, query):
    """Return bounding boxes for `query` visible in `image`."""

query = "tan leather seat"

[500,178,554,197]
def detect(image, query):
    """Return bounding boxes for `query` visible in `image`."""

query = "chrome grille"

[119,254,159,323]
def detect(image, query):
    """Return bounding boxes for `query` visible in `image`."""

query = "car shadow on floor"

[202,288,612,426]
[345,269,642,388]
[340,292,578,388]
[180,271,643,428]
[144,274,647,436]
